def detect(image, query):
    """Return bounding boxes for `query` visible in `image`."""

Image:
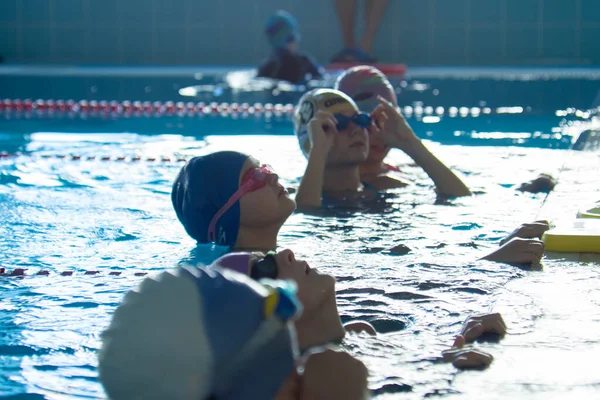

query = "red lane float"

[0,99,296,117]
[325,62,408,76]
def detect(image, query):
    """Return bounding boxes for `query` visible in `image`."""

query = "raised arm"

[295,111,336,208]
[374,96,471,198]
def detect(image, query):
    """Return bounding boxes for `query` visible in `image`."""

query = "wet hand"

[368,105,387,135]
[344,320,377,335]
[307,110,337,156]
[517,173,557,193]
[499,220,550,246]
[460,312,507,343]
[374,95,418,150]
[442,335,494,369]
[483,237,544,265]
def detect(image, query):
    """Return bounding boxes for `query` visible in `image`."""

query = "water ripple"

[0,133,598,398]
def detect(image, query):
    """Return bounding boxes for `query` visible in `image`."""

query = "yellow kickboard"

[543,219,600,253]
[577,206,600,219]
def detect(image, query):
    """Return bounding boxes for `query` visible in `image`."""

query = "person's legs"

[334,0,358,49]
[360,0,389,54]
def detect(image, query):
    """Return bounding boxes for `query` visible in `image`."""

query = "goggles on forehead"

[207,164,276,243]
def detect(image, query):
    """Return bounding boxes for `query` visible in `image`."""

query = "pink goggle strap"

[207,180,254,243]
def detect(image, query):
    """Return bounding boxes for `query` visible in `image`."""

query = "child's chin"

[366,153,386,164]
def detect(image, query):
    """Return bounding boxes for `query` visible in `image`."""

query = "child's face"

[249,249,336,315]
[238,157,296,229]
[286,41,298,52]
[325,103,370,167]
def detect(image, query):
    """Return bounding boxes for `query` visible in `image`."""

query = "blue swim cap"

[99,266,301,400]
[171,151,249,246]
[265,10,301,49]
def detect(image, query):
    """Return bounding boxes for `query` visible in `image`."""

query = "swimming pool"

[1,66,599,399]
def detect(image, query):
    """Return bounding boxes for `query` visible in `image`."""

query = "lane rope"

[0,267,149,277]
[0,153,190,162]
[0,98,295,116]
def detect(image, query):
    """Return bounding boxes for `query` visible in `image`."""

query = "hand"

[517,173,556,193]
[483,237,544,264]
[373,95,419,150]
[459,313,507,343]
[344,320,377,335]
[274,370,301,400]
[368,106,387,135]
[307,110,337,156]
[300,349,369,400]
[442,335,493,369]
[499,220,550,246]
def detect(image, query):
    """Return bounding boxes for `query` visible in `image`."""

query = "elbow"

[456,187,472,197]
[437,187,472,199]
[294,193,322,209]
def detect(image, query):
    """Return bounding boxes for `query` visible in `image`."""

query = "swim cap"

[265,10,301,49]
[293,89,357,157]
[335,66,397,112]
[172,151,249,246]
[99,266,301,400]
[212,252,252,276]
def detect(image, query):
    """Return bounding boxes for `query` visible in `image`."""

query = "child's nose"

[267,173,279,185]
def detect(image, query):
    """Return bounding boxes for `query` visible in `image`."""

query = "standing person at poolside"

[331,0,390,63]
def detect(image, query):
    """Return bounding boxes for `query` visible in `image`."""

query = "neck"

[233,224,280,253]
[295,296,345,350]
[360,161,386,176]
[323,165,362,192]
[275,47,292,55]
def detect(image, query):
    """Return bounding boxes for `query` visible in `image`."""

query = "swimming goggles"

[207,164,276,243]
[333,112,373,131]
[251,251,278,280]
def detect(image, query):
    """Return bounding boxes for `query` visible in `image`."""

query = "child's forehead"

[316,97,357,114]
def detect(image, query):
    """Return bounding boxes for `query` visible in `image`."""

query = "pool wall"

[1,0,599,66]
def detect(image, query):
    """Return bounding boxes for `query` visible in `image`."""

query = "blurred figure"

[98,265,371,399]
[517,173,556,193]
[331,0,390,63]
[257,10,323,84]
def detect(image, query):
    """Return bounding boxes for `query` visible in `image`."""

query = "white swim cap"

[99,266,301,400]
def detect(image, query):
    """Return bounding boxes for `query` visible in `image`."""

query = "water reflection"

[0,128,598,398]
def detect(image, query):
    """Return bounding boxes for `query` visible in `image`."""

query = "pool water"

[1,67,600,399]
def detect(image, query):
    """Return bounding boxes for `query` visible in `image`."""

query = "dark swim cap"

[265,10,301,49]
[171,151,249,246]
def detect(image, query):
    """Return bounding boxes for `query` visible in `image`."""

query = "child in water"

[171,151,547,265]
[98,265,370,399]
[212,250,503,370]
[257,10,323,84]
[335,65,557,194]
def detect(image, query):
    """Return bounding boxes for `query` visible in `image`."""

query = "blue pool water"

[1,66,600,399]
